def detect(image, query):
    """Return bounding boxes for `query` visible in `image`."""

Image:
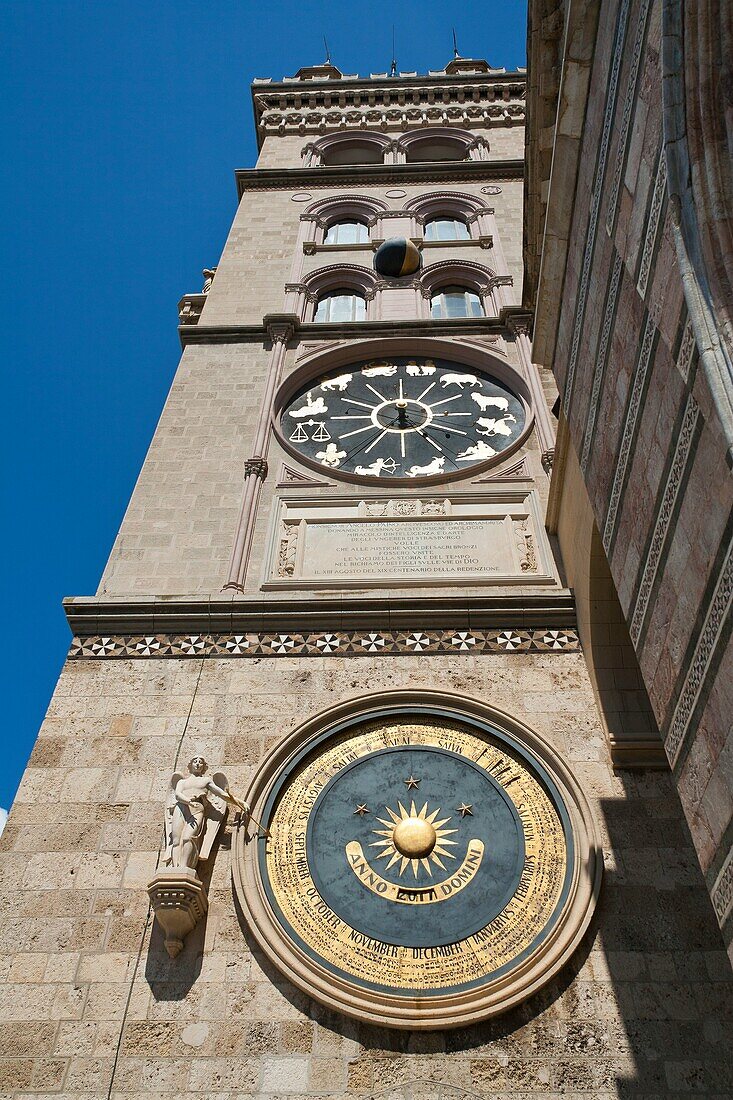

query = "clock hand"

[340,413,405,465]
[425,394,463,409]
[419,426,465,470]
[339,423,376,440]
[427,422,470,437]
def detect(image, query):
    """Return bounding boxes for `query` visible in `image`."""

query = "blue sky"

[1,1,528,813]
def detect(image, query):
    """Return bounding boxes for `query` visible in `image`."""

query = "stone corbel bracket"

[147,866,209,958]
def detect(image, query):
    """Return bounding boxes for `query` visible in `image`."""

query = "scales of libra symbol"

[289,419,331,443]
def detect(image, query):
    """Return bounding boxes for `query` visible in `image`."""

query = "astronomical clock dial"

[234,706,600,1030]
[279,357,526,481]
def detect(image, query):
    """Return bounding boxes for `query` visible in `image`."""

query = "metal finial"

[390,25,397,76]
[452,28,460,59]
[323,36,331,64]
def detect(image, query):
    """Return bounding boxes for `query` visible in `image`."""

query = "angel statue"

[164,756,250,871]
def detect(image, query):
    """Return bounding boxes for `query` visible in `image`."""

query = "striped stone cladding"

[549,0,733,957]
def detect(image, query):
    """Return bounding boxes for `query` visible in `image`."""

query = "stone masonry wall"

[548,0,733,957]
[98,343,269,597]
[0,651,731,1097]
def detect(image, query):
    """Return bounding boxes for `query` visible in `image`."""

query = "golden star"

[456,803,474,817]
[404,775,421,790]
[353,803,370,816]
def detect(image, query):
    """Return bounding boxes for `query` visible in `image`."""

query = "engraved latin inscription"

[303,519,510,579]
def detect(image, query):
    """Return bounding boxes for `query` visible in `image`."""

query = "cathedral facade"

[1,24,731,1100]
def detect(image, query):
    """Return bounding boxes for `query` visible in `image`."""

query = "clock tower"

[3,50,732,1098]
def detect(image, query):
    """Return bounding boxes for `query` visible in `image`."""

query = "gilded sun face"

[370,800,458,879]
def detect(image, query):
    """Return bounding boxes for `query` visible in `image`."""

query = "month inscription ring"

[233,692,601,1029]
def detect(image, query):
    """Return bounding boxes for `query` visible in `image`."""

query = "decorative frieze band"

[602,312,656,554]
[562,0,631,415]
[605,0,653,235]
[580,250,623,474]
[712,846,733,928]
[69,627,579,661]
[636,153,667,300]
[629,393,700,645]
[676,317,696,383]
[666,532,733,766]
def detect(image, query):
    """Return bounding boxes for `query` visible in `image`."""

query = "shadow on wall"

[143,833,230,995]
[226,772,730,1095]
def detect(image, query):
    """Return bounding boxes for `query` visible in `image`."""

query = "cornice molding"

[178,313,527,348]
[64,592,576,637]
[251,74,526,148]
[235,159,524,198]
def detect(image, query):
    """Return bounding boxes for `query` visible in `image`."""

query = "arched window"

[314,291,367,323]
[405,137,469,163]
[323,220,370,245]
[424,216,471,241]
[430,285,484,319]
[322,140,385,166]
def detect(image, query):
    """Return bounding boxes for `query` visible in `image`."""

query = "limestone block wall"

[545,0,733,957]
[0,651,731,1097]
[99,343,270,597]
[198,189,302,327]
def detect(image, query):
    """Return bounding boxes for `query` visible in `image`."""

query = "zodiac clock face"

[278,357,526,481]
[234,704,600,1029]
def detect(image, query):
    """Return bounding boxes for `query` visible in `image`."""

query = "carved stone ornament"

[277,522,300,577]
[147,868,209,960]
[515,519,538,573]
[148,757,249,957]
[244,457,268,479]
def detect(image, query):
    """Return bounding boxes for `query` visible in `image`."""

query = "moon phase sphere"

[373,236,421,277]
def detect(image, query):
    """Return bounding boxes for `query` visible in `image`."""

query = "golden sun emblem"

[370,800,458,879]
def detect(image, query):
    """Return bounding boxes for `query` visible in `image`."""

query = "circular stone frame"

[271,337,534,487]
[233,690,602,1030]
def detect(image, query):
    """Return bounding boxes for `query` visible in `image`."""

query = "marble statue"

[164,756,249,871]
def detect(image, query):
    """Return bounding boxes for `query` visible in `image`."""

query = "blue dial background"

[307,745,524,948]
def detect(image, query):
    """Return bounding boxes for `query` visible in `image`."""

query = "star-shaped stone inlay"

[359,633,386,652]
[315,633,341,653]
[540,630,576,650]
[451,631,478,651]
[456,803,474,818]
[353,804,370,817]
[404,775,421,790]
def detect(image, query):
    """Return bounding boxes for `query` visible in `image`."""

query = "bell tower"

[2,46,731,1097]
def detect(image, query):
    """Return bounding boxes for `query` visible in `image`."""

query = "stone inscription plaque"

[304,518,508,580]
[266,493,554,588]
